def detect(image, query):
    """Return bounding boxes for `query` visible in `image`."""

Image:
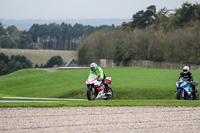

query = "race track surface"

[1,107,200,133]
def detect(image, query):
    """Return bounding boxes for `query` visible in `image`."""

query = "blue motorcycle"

[176,77,199,100]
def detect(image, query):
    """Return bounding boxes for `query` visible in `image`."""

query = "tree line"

[0,53,32,76]
[0,52,64,76]
[0,22,115,50]
[78,2,200,65]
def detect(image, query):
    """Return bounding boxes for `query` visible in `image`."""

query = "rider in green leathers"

[89,63,108,92]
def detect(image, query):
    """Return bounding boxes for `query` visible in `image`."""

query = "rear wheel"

[87,87,96,100]
[194,90,199,100]
[104,87,113,100]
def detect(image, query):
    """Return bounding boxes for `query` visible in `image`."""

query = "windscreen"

[88,74,98,82]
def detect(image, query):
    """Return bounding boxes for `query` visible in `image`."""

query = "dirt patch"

[1,107,200,133]
[58,90,85,98]
[37,68,57,72]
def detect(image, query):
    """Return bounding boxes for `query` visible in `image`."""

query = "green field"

[0,67,200,107]
[0,48,77,65]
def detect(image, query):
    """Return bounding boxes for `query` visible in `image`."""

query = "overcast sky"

[0,0,199,20]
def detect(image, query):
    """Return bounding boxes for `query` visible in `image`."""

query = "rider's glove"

[98,78,103,82]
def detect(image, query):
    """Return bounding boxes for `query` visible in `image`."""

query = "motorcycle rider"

[89,63,108,93]
[179,66,196,97]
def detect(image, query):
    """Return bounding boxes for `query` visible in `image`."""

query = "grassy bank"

[0,48,77,65]
[0,67,200,100]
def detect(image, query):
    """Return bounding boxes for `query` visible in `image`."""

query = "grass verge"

[0,100,200,108]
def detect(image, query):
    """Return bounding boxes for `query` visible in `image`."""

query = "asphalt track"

[0,100,62,103]
[0,97,87,102]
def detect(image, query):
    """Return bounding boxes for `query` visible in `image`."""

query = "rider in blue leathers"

[179,66,196,97]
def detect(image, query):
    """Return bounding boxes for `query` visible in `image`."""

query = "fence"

[191,66,200,70]
[100,59,190,70]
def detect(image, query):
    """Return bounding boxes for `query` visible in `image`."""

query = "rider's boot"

[103,79,108,94]
[193,88,197,98]
[191,92,194,99]
[104,87,107,94]
[191,89,197,99]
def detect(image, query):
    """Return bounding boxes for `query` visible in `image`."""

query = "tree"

[0,22,6,36]
[156,8,171,31]
[6,25,19,36]
[28,24,40,42]
[34,63,39,68]
[78,30,114,65]
[10,55,32,68]
[0,53,9,75]
[0,60,8,75]
[169,2,200,28]
[131,5,157,29]
[148,37,165,62]
[0,35,17,48]
[19,34,32,49]
[78,44,87,65]
[28,22,115,50]
[45,56,63,67]
[119,22,132,31]
[0,53,9,63]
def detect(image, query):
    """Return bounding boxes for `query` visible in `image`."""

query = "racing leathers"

[179,71,196,97]
[89,66,108,91]
[179,71,193,82]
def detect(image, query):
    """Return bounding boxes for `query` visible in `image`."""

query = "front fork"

[182,89,185,98]
[92,87,95,94]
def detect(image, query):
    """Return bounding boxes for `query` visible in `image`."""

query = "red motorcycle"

[86,74,113,100]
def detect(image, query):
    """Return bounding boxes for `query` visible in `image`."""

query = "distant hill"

[2,18,131,30]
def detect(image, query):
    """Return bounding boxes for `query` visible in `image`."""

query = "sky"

[0,0,199,20]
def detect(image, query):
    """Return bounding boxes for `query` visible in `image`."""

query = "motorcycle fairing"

[94,81,103,88]
[106,77,111,84]
[176,80,192,96]
[96,90,106,99]
[86,74,98,85]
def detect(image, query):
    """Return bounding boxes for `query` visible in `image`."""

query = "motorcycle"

[86,74,113,100]
[176,77,199,100]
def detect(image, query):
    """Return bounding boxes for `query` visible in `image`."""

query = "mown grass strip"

[0,100,200,108]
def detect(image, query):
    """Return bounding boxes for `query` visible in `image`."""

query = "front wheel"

[104,87,113,100]
[177,90,182,100]
[87,87,96,100]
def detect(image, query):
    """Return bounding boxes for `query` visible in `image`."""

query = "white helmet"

[183,66,189,73]
[90,63,97,71]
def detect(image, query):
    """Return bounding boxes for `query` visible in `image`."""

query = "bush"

[44,56,63,68]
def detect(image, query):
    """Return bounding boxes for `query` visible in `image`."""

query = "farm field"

[0,48,77,65]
